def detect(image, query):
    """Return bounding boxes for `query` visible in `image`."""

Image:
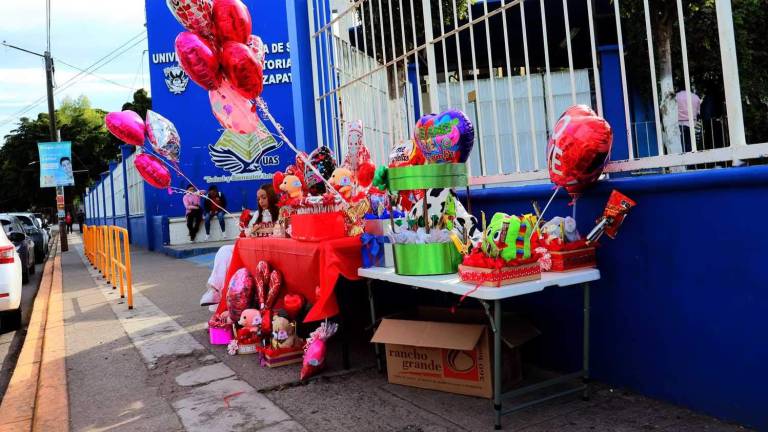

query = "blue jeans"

[204,211,225,235]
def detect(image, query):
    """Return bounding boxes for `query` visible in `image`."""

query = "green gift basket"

[393,242,463,276]
[388,163,468,191]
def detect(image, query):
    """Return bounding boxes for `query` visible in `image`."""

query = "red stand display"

[216,236,363,322]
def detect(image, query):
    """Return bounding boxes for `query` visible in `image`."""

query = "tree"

[0,90,151,212]
[620,0,768,150]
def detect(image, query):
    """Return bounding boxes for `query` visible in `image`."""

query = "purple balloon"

[414,110,474,163]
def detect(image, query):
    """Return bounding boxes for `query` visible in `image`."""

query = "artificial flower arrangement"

[458,213,544,286]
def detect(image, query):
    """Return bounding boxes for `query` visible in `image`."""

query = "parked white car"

[0,227,22,329]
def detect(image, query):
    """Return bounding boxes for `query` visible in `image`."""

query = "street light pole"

[2,41,68,251]
[44,51,68,251]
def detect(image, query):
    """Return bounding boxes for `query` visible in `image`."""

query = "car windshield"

[1,220,11,236]
[16,216,34,228]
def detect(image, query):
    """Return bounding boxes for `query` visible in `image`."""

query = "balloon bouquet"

[166,0,349,208]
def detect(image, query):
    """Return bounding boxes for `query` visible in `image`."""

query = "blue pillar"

[598,45,630,162]
[408,63,421,121]
[100,173,109,226]
[93,181,100,226]
[287,0,318,152]
[109,161,118,226]
[120,145,133,242]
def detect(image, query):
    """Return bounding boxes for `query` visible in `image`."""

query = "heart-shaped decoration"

[546,104,612,196]
[283,294,305,320]
[105,110,146,146]
[145,110,181,162]
[413,109,474,164]
[166,0,214,39]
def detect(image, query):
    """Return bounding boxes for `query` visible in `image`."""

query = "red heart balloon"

[547,105,613,197]
[220,41,264,99]
[283,294,304,320]
[175,31,222,90]
[212,0,252,44]
[134,154,171,189]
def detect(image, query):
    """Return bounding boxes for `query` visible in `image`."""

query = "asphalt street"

[0,245,46,400]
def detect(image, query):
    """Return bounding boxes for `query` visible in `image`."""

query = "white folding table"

[358,266,601,430]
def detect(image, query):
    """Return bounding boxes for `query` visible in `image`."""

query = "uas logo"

[163,65,189,95]
[209,123,282,174]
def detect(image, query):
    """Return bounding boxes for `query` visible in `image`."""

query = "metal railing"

[83,225,134,309]
[308,0,767,186]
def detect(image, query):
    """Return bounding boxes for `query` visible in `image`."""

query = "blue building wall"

[464,167,768,430]
[140,0,298,249]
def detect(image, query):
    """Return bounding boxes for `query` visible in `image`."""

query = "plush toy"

[271,315,298,349]
[329,166,354,199]
[273,170,305,200]
[236,308,262,343]
[481,213,536,261]
[541,216,581,244]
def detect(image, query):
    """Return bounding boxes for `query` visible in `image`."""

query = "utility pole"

[2,41,68,251]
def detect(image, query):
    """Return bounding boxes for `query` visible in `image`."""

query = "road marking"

[73,241,304,432]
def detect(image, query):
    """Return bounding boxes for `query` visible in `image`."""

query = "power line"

[0,33,148,130]
[57,58,137,91]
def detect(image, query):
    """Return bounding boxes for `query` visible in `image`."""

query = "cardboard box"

[371,308,539,398]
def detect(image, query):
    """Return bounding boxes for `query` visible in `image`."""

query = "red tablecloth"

[216,236,363,322]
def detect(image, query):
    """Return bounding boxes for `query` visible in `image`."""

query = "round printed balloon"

[166,0,214,39]
[220,41,264,100]
[175,31,222,91]
[414,110,474,164]
[145,110,181,162]
[226,267,254,324]
[305,146,336,196]
[134,153,171,189]
[212,0,252,44]
[209,79,261,134]
[388,139,425,168]
[546,105,613,196]
[105,110,145,146]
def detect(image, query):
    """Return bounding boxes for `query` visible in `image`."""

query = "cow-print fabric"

[407,188,481,243]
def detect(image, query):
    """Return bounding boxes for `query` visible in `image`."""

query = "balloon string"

[141,146,201,193]
[529,186,561,240]
[255,97,349,209]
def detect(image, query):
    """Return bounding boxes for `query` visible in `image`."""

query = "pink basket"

[209,326,233,345]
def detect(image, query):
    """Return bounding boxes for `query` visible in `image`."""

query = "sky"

[0,0,149,140]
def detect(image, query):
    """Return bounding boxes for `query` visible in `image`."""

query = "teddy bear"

[236,308,262,344]
[271,315,298,349]
[273,170,305,200]
[329,166,354,199]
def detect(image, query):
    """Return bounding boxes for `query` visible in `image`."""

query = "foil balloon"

[246,35,266,68]
[175,31,222,90]
[165,0,214,39]
[226,267,254,324]
[342,120,371,173]
[305,146,336,196]
[145,110,181,162]
[105,110,145,146]
[295,151,308,174]
[212,0,252,44]
[414,110,474,163]
[220,41,264,99]
[134,153,171,189]
[388,140,425,168]
[547,105,613,197]
[209,79,262,134]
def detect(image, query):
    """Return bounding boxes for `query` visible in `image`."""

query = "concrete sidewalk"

[59,233,748,431]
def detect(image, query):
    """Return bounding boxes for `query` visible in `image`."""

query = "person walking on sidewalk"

[203,185,227,241]
[77,209,85,233]
[183,184,203,242]
[65,212,73,234]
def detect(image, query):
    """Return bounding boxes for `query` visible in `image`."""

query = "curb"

[0,239,68,432]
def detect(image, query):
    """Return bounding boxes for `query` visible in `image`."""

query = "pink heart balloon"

[209,79,262,134]
[175,31,222,91]
[105,110,146,146]
[134,153,171,189]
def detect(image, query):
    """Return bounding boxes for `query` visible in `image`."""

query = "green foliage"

[0,89,151,212]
